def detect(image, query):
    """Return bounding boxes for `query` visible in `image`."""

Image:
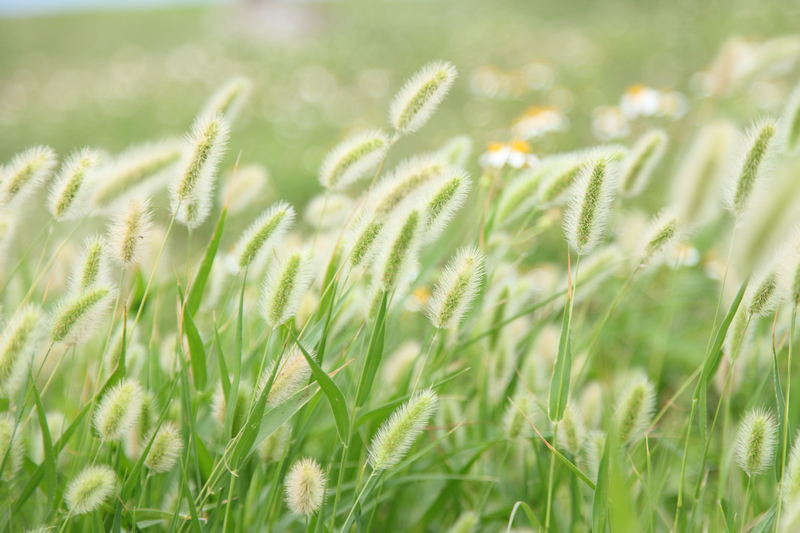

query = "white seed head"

[284,457,326,516]
[745,267,783,317]
[369,389,437,470]
[0,146,56,209]
[260,248,315,328]
[68,234,110,294]
[234,201,295,269]
[537,151,591,206]
[503,394,533,441]
[782,431,800,504]
[613,374,656,446]
[0,304,43,398]
[171,112,230,229]
[373,205,424,292]
[671,121,736,226]
[91,139,182,210]
[618,129,668,197]
[421,169,471,243]
[47,147,100,220]
[303,193,354,228]
[0,211,18,265]
[202,76,252,126]
[563,150,618,255]
[258,423,289,464]
[93,378,144,442]
[557,403,587,455]
[144,422,182,474]
[734,407,778,477]
[259,347,312,408]
[723,307,753,362]
[370,153,449,219]
[0,413,23,479]
[724,118,778,218]
[426,245,485,330]
[495,165,547,226]
[389,61,457,135]
[583,430,606,482]
[220,164,272,214]
[318,129,390,191]
[65,465,117,515]
[344,215,385,270]
[780,80,800,153]
[446,511,479,533]
[50,284,117,345]
[637,206,682,265]
[437,135,472,168]
[212,380,252,437]
[108,196,153,268]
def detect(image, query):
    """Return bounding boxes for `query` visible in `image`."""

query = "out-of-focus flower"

[667,243,700,268]
[478,141,539,169]
[405,286,431,313]
[620,84,662,119]
[512,106,568,140]
[592,106,630,141]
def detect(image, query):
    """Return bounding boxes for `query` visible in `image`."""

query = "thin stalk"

[775,304,797,533]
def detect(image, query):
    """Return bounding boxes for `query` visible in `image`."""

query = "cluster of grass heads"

[5,26,800,533]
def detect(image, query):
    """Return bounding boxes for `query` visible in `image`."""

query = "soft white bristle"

[389,61,457,135]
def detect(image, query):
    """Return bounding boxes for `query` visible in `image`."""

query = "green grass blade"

[773,334,786,481]
[355,291,387,408]
[592,432,612,532]
[182,302,207,391]
[289,329,350,444]
[186,205,227,316]
[507,501,541,532]
[31,378,56,513]
[548,292,572,422]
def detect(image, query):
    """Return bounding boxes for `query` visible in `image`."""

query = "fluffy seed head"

[47,147,100,220]
[144,422,182,474]
[389,61,457,135]
[421,169,471,242]
[108,196,153,268]
[0,413,22,479]
[671,122,736,226]
[618,129,668,197]
[259,423,289,464]
[746,267,783,317]
[558,403,587,455]
[503,394,533,441]
[371,154,448,218]
[495,166,547,226]
[221,164,272,214]
[212,381,252,438]
[344,215,385,269]
[734,407,778,476]
[782,431,800,504]
[613,375,656,446]
[0,146,56,209]
[426,245,485,329]
[91,139,182,210]
[234,201,295,269]
[50,284,117,345]
[781,80,800,153]
[65,465,116,515]
[68,234,110,294]
[369,389,437,470]
[537,151,589,205]
[171,112,230,229]
[0,304,43,398]
[303,193,354,228]
[202,76,252,125]
[724,307,753,362]
[284,457,326,516]
[259,348,312,408]
[564,150,618,255]
[438,135,472,168]
[724,118,778,218]
[637,207,682,265]
[93,378,144,442]
[447,511,479,533]
[318,129,390,191]
[373,206,424,292]
[260,249,315,328]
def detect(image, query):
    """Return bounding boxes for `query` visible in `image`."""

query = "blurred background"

[1,0,800,209]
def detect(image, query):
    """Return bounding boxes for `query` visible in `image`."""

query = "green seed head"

[50,284,116,345]
[284,457,326,516]
[564,150,618,255]
[374,207,423,292]
[618,129,668,197]
[260,249,314,329]
[47,147,100,220]
[93,378,144,442]
[426,245,485,330]
[389,61,457,135]
[235,201,295,269]
[144,422,182,474]
[319,129,389,190]
[0,145,56,209]
[369,389,437,470]
[613,374,656,446]
[108,196,153,268]
[65,465,117,515]
[0,303,42,398]
[734,407,778,477]
[725,118,778,218]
